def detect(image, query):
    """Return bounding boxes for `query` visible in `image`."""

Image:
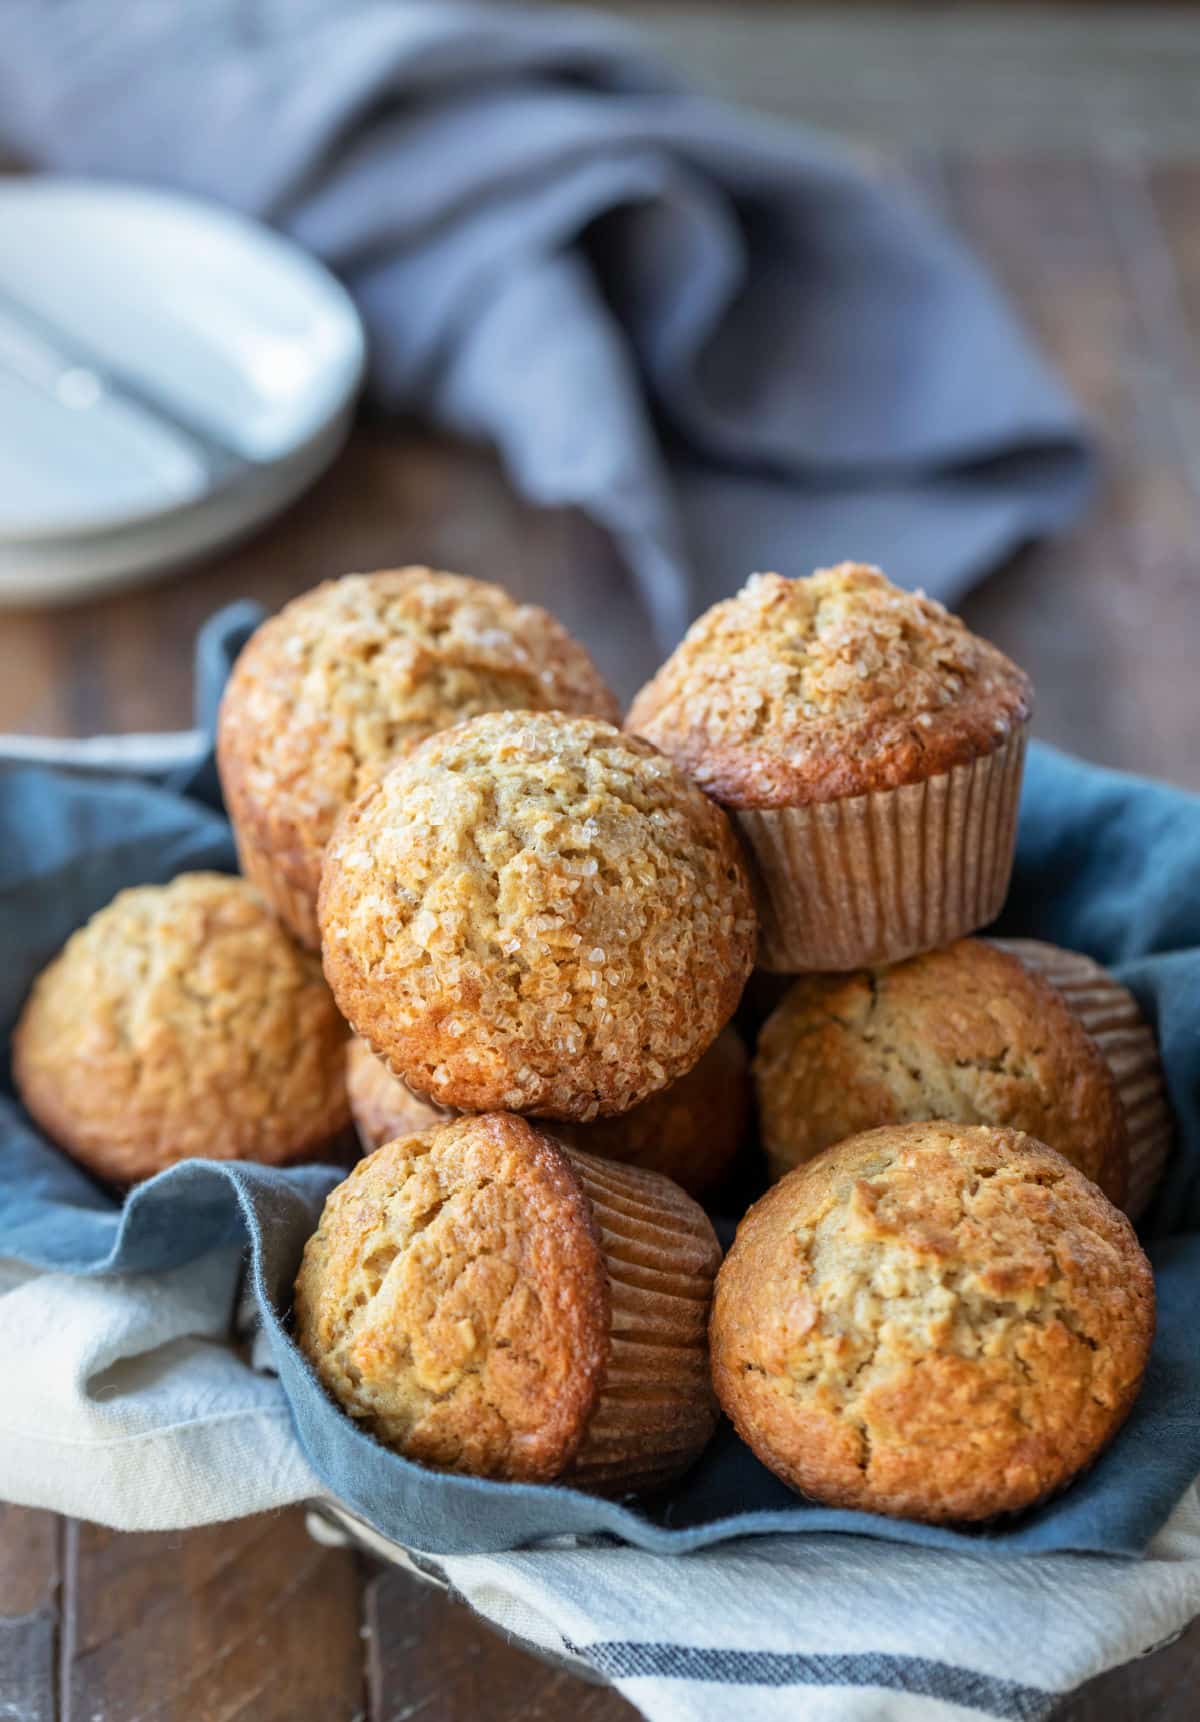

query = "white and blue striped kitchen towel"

[317,1495,1200,1722]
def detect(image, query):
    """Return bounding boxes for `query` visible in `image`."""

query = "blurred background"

[0,0,1196,796]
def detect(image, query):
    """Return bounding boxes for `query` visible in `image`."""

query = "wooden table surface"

[4,15,1200,1720]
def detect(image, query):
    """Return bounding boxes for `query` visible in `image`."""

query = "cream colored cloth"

[0,1255,320,1526]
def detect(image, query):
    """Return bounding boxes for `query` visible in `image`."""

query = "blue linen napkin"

[0,0,1091,643]
[0,604,1197,1560]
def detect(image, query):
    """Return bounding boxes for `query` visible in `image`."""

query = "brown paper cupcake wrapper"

[734,729,1028,973]
[562,1148,720,1495]
[993,939,1174,1221]
[233,825,321,950]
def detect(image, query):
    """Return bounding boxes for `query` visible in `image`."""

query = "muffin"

[319,711,757,1121]
[217,568,620,946]
[12,873,349,1184]
[627,565,1032,971]
[294,1113,721,1491]
[347,1026,751,1200]
[992,939,1173,1221]
[755,939,1128,1207]
[711,1122,1155,1523]
[345,1035,451,1150]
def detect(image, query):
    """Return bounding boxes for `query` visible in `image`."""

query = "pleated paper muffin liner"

[993,938,1174,1221]
[233,823,321,950]
[734,727,1028,973]
[563,1147,721,1495]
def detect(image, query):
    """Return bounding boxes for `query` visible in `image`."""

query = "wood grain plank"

[604,4,1200,159]
[1147,162,1200,475]
[940,155,1200,790]
[1058,1615,1200,1721]
[60,1512,365,1722]
[365,1562,636,1722]
[0,428,649,741]
[0,1506,60,1722]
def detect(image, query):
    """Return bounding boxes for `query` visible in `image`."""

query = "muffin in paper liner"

[345,1036,451,1152]
[993,938,1174,1221]
[627,566,1034,974]
[346,1030,750,1201]
[753,936,1127,1207]
[294,1115,720,1496]
[563,1146,722,1495]
[737,727,1027,972]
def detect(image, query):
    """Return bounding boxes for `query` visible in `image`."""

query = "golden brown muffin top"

[217,568,620,909]
[319,711,757,1122]
[348,1028,749,1200]
[711,1122,1155,1523]
[293,1114,611,1481]
[754,939,1128,1206]
[627,565,1032,807]
[12,873,349,1184]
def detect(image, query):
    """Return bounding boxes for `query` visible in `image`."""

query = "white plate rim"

[0,176,367,551]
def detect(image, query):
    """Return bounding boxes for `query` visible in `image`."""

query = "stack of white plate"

[0,179,366,607]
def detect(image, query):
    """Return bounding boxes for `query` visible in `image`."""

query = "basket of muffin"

[13,562,1170,1529]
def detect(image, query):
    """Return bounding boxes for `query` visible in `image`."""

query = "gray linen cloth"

[0,0,1091,641]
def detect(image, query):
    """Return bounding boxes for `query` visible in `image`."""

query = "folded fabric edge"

[0,1408,322,1530]
[307,1498,1200,1721]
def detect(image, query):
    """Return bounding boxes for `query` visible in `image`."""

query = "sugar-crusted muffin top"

[711,1122,1155,1523]
[319,710,757,1122]
[217,568,620,909]
[754,939,1128,1205]
[293,1113,611,1480]
[12,872,349,1182]
[627,565,1033,807]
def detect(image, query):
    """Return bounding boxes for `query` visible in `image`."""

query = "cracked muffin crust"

[710,1122,1155,1523]
[627,565,1031,971]
[294,1112,721,1490]
[755,939,1128,1207]
[626,565,1031,808]
[347,1026,750,1200]
[217,568,620,946]
[319,711,757,1122]
[12,872,350,1184]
